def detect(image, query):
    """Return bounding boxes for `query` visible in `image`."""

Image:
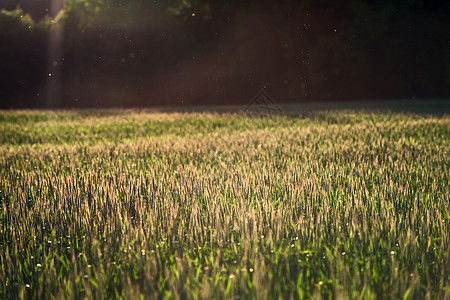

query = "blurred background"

[0,0,449,108]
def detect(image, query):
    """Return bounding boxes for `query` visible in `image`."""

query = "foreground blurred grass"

[0,106,449,299]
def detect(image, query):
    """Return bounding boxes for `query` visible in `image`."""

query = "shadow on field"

[135,99,450,116]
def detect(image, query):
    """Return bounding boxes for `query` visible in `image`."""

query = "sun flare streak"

[46,0,65,108]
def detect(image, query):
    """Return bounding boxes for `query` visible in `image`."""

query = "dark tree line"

[1,0,449,108]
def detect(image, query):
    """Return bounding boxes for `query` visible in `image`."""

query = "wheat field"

[0,106,449,299]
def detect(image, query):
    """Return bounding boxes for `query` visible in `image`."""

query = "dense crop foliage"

[0,107,449,299]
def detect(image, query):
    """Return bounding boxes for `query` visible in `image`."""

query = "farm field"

[0,104,449,299]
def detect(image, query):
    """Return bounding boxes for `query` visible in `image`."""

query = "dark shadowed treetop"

[0,0,449,107]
